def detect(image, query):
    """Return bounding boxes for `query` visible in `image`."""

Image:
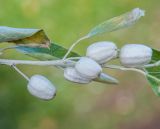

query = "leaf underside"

[16,43,80,60]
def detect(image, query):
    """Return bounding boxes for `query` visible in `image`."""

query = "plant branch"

[0,59,75,67]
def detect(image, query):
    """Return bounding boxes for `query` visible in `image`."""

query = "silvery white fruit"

[75,57,102,79]
[120,44,152,67]
[64,67,91,84]
[27,75,56,100]
[86,41,118,64]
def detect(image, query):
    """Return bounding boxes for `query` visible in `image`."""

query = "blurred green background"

[0,0,160,129]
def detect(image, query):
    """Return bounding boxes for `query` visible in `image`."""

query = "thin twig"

[104,64,147,76]
[63,36,88,60]
[0,59,75,67]
[104,64,160,83]
[12,65,30,81]
[144,60,160,68]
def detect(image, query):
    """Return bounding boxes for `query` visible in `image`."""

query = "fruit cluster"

[27,41,152,100]
[64,41,152,83]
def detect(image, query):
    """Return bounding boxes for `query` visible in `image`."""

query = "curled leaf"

[0,26,50,47]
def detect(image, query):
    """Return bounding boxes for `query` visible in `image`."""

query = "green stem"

[104,65,147,76]
[12,65,30,81]
[63,35,88,60]
[144,60,160,68]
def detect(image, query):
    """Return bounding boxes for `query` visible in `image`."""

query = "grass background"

[0,0,160,129]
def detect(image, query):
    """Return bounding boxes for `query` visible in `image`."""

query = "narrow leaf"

[146,49,160,78]
[16,43,80,60]
[147,74,160,96]
[87,8,145,37]
[0,26,50,47]
[145,49,160,96]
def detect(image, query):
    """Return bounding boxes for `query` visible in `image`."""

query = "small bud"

[64,67,91,84]
[86,41,118,64]
[95,73,119,84]
[120,44,152,67]
[27,75,56,100]
[75,57,102,79]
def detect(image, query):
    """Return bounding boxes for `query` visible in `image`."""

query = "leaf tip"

[132,8,145,19]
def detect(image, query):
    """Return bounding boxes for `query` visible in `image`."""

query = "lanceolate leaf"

[87,8,145,38]
[16,43,80,60]
[0,26,50,47]
[146,74,160,96]
[145,49,160,96]
[16,45,55,60]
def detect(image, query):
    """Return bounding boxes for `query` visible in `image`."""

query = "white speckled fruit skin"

[27,75,56,100]
[120,44,152,67]
[64,67,91,84]
[86,41,118,64]
[75,57,102,79]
